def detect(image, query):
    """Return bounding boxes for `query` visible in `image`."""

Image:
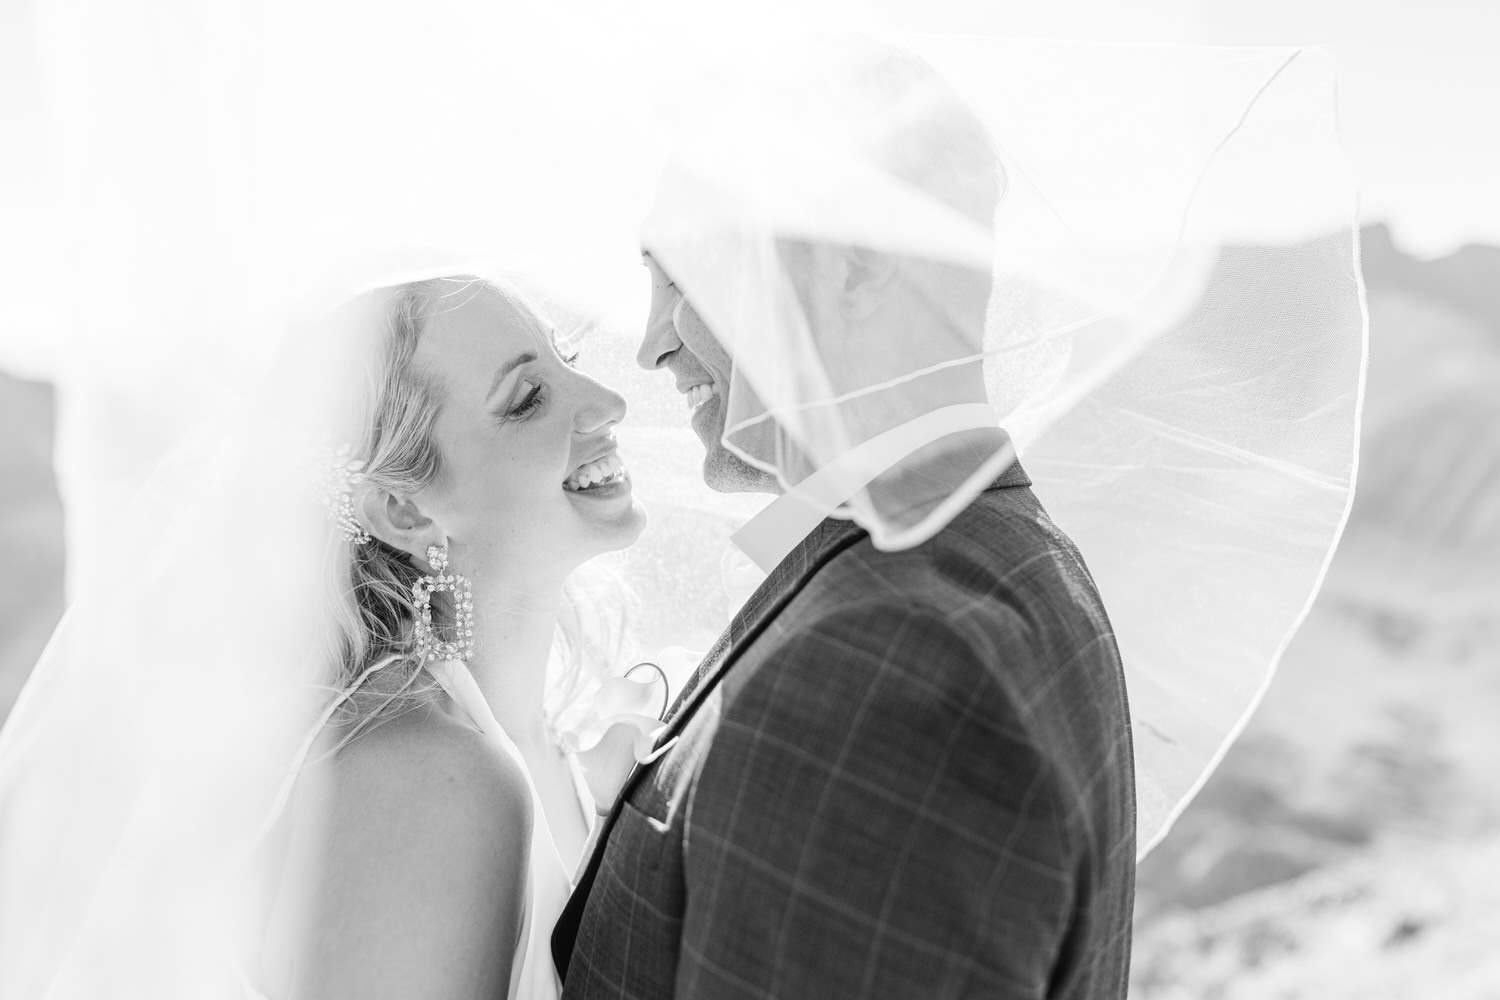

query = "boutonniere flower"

[558,661,673,810]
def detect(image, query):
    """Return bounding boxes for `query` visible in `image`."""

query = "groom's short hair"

[838,43,1004,233]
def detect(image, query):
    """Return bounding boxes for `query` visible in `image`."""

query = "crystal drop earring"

[410,543,476,663]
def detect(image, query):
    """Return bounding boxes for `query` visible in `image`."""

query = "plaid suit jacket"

[553,463,1136,999]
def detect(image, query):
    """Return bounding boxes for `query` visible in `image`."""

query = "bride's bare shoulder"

[313,707,533,854]
[272,711,532,994]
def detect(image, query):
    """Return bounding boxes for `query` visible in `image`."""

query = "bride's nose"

[573,375,627,435]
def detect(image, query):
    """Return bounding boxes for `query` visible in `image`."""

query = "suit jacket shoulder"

[717,480,1128,830]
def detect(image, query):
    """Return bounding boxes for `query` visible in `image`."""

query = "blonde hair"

[320,276,630,739]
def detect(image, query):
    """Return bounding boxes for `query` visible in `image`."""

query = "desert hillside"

[1131,228,1500,998]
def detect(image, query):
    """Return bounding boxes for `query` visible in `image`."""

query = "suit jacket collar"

[634,459,1031,788]
[659,515,864,727]
[987,457,1032,492]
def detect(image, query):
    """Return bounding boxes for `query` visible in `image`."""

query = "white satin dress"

[426,658,581,1000]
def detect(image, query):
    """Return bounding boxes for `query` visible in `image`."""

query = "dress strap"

[426,658,496,736]
[249,654,406,848]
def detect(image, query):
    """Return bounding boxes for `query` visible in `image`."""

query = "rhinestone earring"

[317,443,372,545]
[411,544,475,663]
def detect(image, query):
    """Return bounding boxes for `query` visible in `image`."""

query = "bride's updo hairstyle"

[307,276,628,739]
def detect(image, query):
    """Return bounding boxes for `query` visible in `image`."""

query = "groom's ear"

[838,246,900,320]
[359,488,443,562]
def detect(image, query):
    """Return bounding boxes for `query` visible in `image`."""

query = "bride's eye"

[506,379,547,419]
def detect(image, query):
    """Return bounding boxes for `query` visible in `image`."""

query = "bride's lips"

[563,469,632,501]
[563,447,632,497]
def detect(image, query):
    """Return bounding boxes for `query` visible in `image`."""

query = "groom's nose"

[637,292,682,371]
[637,313,680,371]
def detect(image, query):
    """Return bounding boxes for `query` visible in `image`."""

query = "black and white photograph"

[0,0,1494,997]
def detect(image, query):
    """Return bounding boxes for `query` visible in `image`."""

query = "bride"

[251,275,648,999]
[0,271,656,1000]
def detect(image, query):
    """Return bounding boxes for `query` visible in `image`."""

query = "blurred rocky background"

[0,374,62,720]
[1130,225,1500,999]
[1,225,1497,996]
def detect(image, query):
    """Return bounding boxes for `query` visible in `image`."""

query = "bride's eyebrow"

[485,351,537,401]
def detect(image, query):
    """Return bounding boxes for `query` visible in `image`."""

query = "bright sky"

[870,0,1500,258]
[2,0,1494,380]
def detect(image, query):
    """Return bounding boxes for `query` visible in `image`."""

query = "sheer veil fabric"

[639,29,1364,848]
[0,0,1363,996]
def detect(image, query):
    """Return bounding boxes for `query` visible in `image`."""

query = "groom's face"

[637,252,779,494]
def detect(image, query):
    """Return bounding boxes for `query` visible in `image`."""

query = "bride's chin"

[567,494,648,554]
[605,501,648,549]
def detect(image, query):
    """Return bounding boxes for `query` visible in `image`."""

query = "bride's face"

[412,286,645,580]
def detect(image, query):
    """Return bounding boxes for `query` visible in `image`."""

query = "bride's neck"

[461,573,565,752]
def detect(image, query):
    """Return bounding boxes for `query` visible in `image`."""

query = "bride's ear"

[358,488,443,563]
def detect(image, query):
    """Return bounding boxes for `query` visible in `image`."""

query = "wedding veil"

[0,0,1363,995]
[637,24,1364,853]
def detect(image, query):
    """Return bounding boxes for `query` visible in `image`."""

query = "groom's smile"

[671,356,723,447]
[677,376,720,439]
[681,382,716,412]
[637,251,779,494]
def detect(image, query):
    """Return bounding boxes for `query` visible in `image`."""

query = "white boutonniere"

[558,658,679,811]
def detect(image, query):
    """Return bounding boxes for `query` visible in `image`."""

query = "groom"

[553,49,1136,1000]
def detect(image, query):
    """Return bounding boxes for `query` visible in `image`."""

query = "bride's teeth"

[564,452,625,491]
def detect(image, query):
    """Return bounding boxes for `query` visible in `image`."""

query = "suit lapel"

[552,517,865,980]
[654,516,864,746]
